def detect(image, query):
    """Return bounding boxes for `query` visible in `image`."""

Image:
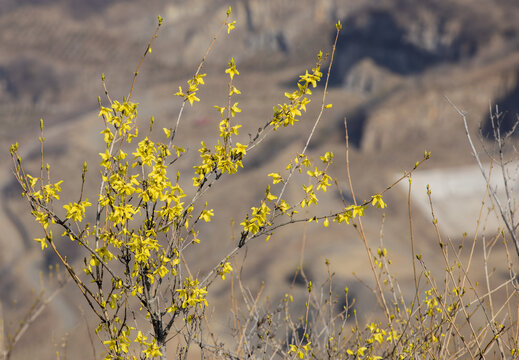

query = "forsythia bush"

[8,7,519,360]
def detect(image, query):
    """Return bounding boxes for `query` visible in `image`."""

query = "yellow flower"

[63,199,91,222]
[227,20,236,34]
[200,209,214,222]
[225,58,239,79]
[371,194,387,208]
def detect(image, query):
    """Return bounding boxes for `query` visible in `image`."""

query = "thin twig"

[344,117,392,323]
[446,96,519,258]
[127,18,163,101]
[276,28,339,203]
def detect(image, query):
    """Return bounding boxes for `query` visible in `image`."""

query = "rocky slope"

[1,0,519,358]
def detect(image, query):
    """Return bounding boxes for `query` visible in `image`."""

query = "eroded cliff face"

[325,0,519,151]
[4,0,516,146]
[333,1,503,80]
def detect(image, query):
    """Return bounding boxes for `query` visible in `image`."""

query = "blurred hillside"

[1,0,519,358]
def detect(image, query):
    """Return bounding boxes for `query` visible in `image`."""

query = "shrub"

[7,7,519,360]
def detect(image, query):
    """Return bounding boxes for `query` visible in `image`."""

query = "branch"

[446,96,519,259]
